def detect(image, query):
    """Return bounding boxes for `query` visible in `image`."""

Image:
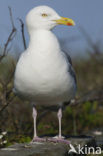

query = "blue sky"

[0,0,103,57]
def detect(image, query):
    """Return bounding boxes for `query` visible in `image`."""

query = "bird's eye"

[41,13,48,17]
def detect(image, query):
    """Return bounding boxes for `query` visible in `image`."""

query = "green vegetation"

[0,53,103,148]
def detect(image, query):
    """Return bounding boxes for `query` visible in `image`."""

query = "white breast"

[14,30,76,104]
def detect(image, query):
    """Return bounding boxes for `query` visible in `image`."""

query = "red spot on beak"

[67,23,72,26]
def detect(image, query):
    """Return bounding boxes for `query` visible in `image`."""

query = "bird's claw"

[47,137,70,144]
[31,137,46,143]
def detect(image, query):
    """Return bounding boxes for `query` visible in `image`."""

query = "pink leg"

[48,108,70,144]
[33,106,37,138]
[58,108,62,138]
[31,106,46,142]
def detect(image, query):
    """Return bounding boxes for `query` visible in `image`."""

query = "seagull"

[14,5,77,143]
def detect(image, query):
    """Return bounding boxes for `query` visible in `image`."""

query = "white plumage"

[14,5,76,142]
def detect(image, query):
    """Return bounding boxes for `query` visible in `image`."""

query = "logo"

[68,144,101,155]
[69,144,77,153]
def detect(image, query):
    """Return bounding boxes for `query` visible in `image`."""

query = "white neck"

[27,29,60,54]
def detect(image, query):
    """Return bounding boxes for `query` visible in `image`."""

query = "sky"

[0,0,103,57]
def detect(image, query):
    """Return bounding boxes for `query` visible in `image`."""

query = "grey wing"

[63,50,72,65]
[63,50,77,84]
[69,65,77,84]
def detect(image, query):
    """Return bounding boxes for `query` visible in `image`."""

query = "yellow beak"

[54,17,75,26]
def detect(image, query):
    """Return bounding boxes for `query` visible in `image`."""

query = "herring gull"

[14,5,77,143]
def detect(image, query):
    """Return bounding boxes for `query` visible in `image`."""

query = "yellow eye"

[42,13,48,17]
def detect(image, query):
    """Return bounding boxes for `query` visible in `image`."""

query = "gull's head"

[26,5,75,31]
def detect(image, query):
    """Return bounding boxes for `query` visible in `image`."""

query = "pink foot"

[47,136,70,144]
[31,137,46,143]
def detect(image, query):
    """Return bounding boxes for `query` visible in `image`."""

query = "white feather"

[14,6,76,106]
